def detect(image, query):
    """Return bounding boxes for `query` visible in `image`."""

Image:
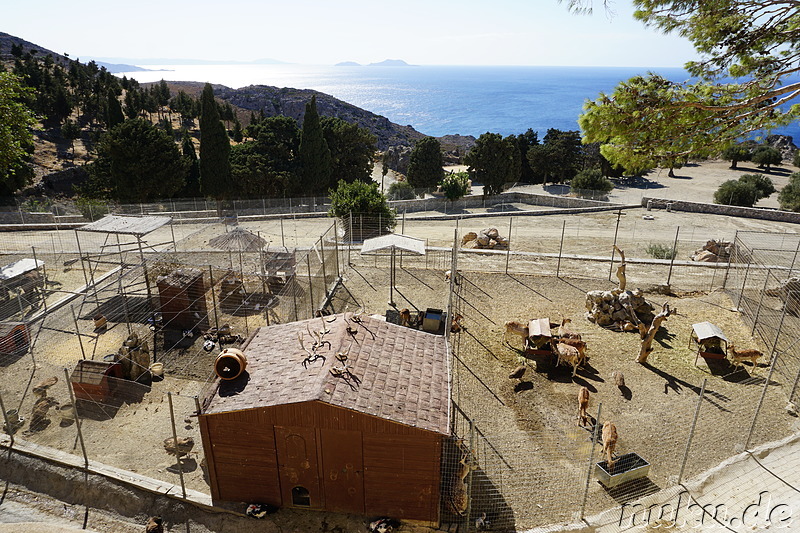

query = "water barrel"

[215,348,247,380]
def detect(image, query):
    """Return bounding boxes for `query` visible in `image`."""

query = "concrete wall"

[642,197,800,224]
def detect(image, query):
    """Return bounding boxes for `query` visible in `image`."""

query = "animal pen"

[0,207,797,532]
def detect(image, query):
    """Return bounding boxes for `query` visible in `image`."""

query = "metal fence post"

[666,226,680,287]
[0,391,14,446]
[70,305,87,361]
[505,216,512,275]
[579,402,602,520]
[735,255,753,311]
[557,220,566,278]
[167,392,187,499]
[752,268,772,336]
[608,210,622,281]
[745,350,780,450]
[307,255,315,317]
[64,367,88,468]
[678,379,706,484]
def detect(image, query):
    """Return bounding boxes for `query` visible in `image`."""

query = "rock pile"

[766,277,800,315]
[691,240,732,262]
[461,228,508,249]
[585,288,655,328]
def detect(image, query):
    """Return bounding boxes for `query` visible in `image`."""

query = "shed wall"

[201,401,443,523]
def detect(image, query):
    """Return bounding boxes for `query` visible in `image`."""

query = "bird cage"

[690,321,728,365]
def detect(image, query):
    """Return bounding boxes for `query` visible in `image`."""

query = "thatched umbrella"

[208,227,267,252]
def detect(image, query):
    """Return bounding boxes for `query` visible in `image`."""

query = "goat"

[550,338,582,377]
[602,421,618,473]
[577,386,590,427]
[503,320,529,347]
[727,343,763,371]
[558,318,581,340]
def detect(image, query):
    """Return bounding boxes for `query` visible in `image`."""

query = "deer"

[503,320,529,347]
[602,421,618,473]
[611,370,626,393]
[447,441,477,516]
[577,386,590,427]
[550,338,583,377]
[557,337,587,364]
[557,317,582,340]
[727,344,763,371]
[399,308,412,327]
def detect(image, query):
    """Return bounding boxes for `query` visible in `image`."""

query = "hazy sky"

[4,0,698,67]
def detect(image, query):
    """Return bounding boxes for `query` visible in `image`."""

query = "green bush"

[793,150,800,168]
[646,242,677,260]
[713,179,759,207]
[329,179,396,238]
[779,172,800,212]
[439,171,471,201]
[387,181,415,201]
[570,169,614,193]
[737,173,775,199]
[751,145,782,171]
[75,197,110,221]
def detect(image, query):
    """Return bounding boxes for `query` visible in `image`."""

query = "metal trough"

[595,452,650,488]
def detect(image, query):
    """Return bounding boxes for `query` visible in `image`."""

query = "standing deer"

[602,421,618,473]
[550,338,583,377]
[577,386,590,427]
[503,320,529,347]
[558,318,581,340]
[727,344,763,371]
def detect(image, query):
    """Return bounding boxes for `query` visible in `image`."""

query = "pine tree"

[199,83,231,200]
[297,95,332,194]
[181,130,201,197]
[106,91,124,128]
[407,137,444,189]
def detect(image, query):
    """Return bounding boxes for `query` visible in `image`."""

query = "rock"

[693,250,718,262]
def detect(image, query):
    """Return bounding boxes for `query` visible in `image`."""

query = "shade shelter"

[198,313,450,525]
[690,321,729,365]
[208,227,267,252]
[360,234,426,306]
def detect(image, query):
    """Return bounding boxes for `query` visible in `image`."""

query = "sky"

[3,0,699,68]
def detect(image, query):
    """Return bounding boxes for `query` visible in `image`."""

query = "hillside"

[0,32,71,64]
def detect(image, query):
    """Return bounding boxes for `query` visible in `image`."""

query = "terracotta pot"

[215,348,247,380]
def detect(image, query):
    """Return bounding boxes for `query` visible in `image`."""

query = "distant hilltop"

[335,59,413,67]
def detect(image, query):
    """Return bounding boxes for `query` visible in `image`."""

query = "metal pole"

[348,212,353,266]
[735,256,753,311]
[608,210,622,281]
[752,268,772,336]
[722,230,738,289]
[0,391,14,446]
[64,367,88,468]
[678,379,706,484]
[445,228,458,341]
[744,350,779,450]
[208,266,219,331]
[320,237,328,298]
[307,256,315,317]
[557,220,566,278]
[579,402,602,520]
[505,216,512,275]
[167,392,187,498]
[31,246,46,313]
[70,305,87,361]
[389,247,395,307]
[332,221,340,278]
[666,226,680,287]
[75,229,89,288]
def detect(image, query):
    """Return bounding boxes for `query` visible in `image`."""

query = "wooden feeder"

[70,359,125,403]
[157,268,209,333]
[690,321,728,366]
[595,452,651,488]
[524,318,554,356]
[0,321,30,357]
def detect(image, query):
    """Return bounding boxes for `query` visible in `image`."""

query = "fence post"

[167,392,187,499]
[579,402,602,520]
[735,255,753,311]
[209,266,219,331]
[445,228,459,341]
[70,305,87,361]
[320,238,328,299]
[0,391,14,446]
[307,256,315,317]
[333,221,341,278]
[31,246,47,313]
[678,379,706,484]
[608,210,622,281]
[505,217,512,275]
[752,268,772,336]
[280,217,285,248]
[557,220,566,278]
[64,367,88,468]
[744,349,780,450]
[666,226,680,287]
[722,230,739,289]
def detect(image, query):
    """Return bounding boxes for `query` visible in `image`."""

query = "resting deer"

[577,386,590,427]
[558,318,582,340]
[503,320,529,347]
[602,421,618,473]
[727,344,763,371]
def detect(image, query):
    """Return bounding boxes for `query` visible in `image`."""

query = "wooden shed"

[199,314,451,525]
[0,321,30,357]
[70,359,125,403]
[156,268,209,332]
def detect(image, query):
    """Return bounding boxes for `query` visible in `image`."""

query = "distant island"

[335,59,413,67]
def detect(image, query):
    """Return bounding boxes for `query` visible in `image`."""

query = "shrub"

[737,173,775,200]
[439,171,471,201]
[713,179,759,207]
[570,169,614,194]
[387,181,415,201]
[75,197,110,221]
[646,242,677,260]
[779,172,800,212]
[793,150,800,168]
[328,179,396,238]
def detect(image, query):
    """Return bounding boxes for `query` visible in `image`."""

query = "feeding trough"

[690,321,728,366]
[595,452,651,488]
[524,318,555,356]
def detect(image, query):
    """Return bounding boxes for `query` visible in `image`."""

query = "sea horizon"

[116,64,800,143]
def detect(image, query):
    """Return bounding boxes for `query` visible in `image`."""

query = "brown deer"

[558,337,587,364]
[503,320,529,347]
[447,442,477,516]
[399,308,412,327]
[602,421,618,473]
[577,386,590,427]
[550,338,583,377]
[557,318,582,340]
[727,344,763,371]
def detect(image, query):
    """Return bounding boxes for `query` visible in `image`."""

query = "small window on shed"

[292,486,310,506]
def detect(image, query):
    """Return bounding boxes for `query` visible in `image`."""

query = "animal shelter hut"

[360,234,426,307]
[0,321,30,357]
[690,321,729,365]
[198,313,450,525]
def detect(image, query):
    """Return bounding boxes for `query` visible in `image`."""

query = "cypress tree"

[199,83,231,200]
[181,130,201,197]
[106,91,124,128]
[297,95,332,194]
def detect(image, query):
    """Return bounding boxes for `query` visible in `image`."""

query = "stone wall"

[642,197,800,224]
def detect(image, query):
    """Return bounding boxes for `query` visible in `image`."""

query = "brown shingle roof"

[203,314,450,435]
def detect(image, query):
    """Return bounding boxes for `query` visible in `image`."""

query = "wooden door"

[321,429,364,514]
[274,426,323,509]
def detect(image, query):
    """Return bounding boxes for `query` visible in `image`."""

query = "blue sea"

[118,64,800,142]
